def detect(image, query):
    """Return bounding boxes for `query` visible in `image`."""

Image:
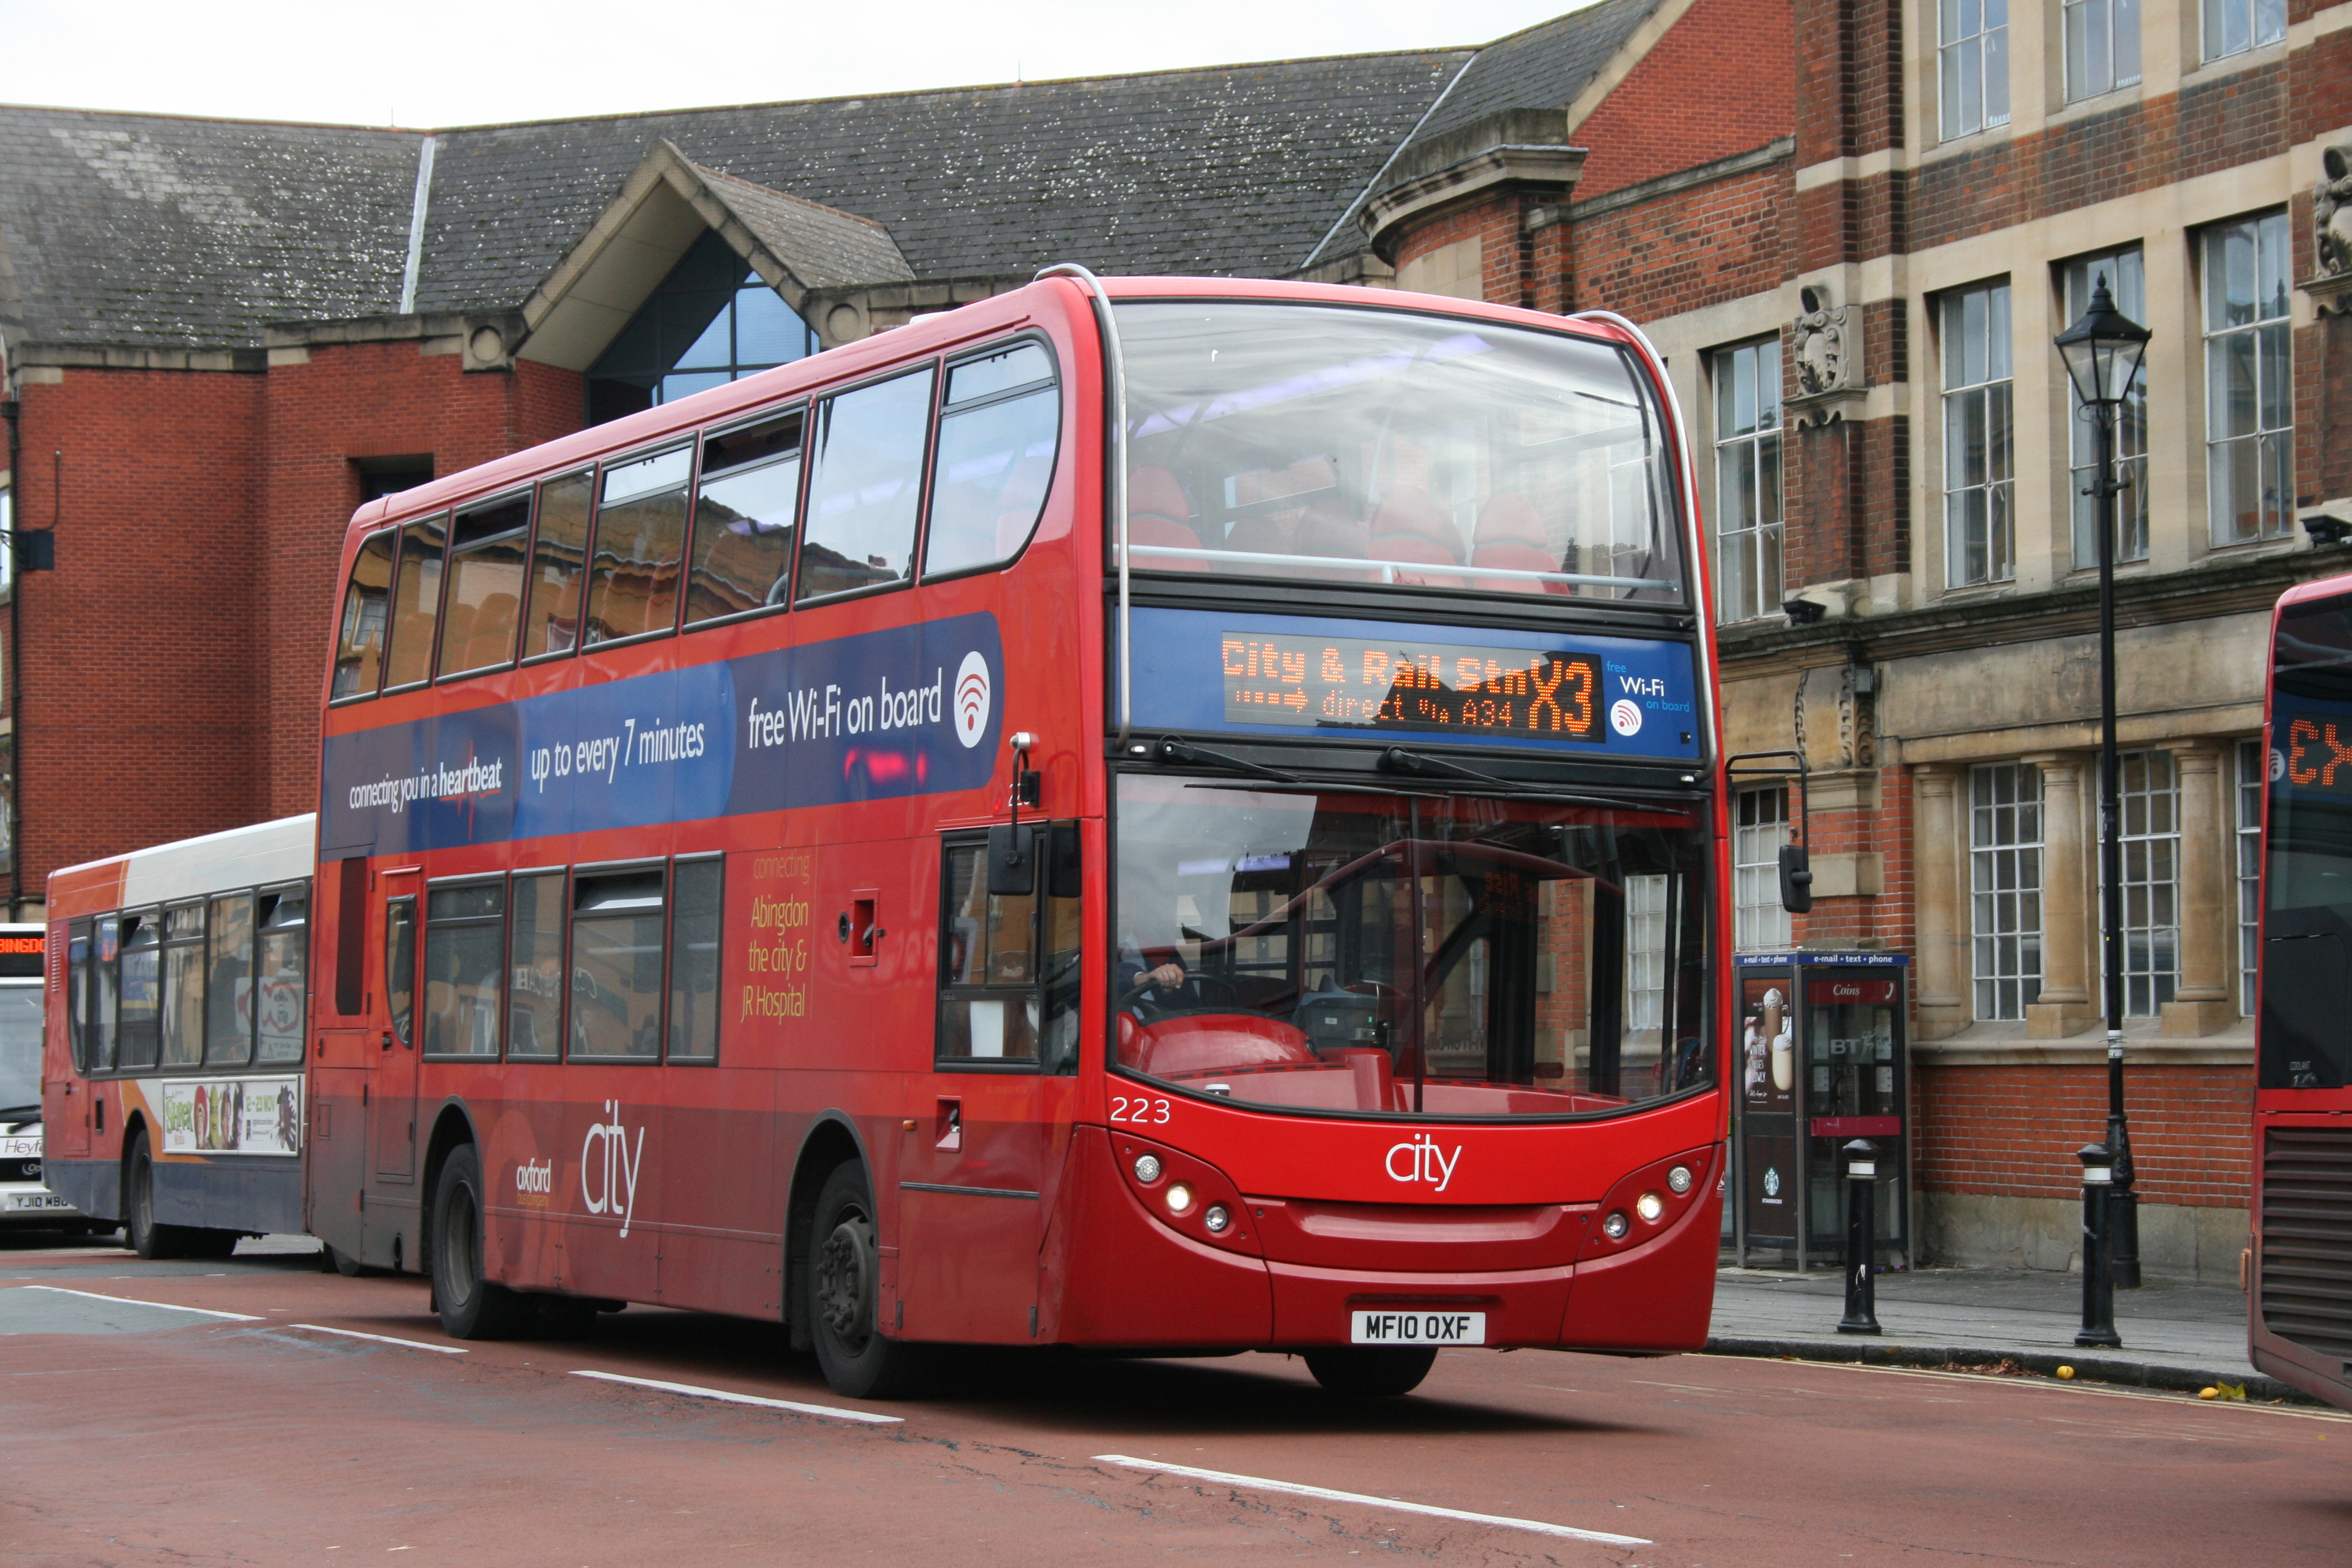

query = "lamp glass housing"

[2055,275,2152,413]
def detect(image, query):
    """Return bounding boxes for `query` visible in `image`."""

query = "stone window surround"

[1913,739,2249,1051]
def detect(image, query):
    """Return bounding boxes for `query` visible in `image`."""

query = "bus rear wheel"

[1303,1346,1438,1398]
[808,1162,928,1399]
[430,1145,534,1340]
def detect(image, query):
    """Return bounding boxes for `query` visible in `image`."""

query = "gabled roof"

[0,47,1480,356]
[517,140,914,372]
[1298,0,1668,271]
[410,52,1469,319]
[1413,0,1668,149]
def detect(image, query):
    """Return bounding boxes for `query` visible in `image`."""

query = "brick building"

[2,0,2339,1273]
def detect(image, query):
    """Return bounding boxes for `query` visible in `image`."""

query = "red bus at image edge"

[40,272,1736,1399]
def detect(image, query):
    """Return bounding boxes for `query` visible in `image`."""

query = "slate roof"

[410,53,1468,319]
[679,151,914,290]
[1295,0,1664,272]
[1411,0,1666,149]
[0,50,1469,353]
[0,107,420,350]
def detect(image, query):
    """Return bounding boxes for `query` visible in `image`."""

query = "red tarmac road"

[2,1234,2346,1567]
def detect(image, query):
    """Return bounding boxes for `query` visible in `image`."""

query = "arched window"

[587,230,819,423]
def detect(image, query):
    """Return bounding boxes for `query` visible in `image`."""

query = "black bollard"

[1837,1138,1881,1336]
[2076,1142,2122,1350]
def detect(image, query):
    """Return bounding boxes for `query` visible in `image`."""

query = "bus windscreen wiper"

[0,1103,39,1123]
[1150,736,1300,784]
[1377,746,1643,809]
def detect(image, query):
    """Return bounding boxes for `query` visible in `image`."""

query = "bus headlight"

[1133,1154,1163,1184]
[1667,1165,1693,1194]
[1165,1181,1195,1216]
[1204,1204,1230,1233]
[1602,1210,1629,1240]
[1636,1192,1665,1223]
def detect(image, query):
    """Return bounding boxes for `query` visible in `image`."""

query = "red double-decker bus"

[50,271,1733,1397]
[2251,573,2352,1409]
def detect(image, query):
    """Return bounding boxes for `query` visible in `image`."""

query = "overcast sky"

[0,1,1591,129]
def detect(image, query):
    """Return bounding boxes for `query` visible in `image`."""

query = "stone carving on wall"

[1786,281,1867,426]
[2309,146,2352,316]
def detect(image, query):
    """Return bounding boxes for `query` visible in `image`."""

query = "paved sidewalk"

[1704,1264,2297,1398]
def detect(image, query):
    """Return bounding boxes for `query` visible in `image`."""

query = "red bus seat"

[1125,465,1201,571]
[1292,495,1371,580]
[465,593,518,668]
[1471,494,1561,593]
[1370,486,1464,586]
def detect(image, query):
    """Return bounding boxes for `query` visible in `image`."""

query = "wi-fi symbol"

[952,651,991,749]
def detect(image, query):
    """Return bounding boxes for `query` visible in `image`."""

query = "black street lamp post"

[2054,276,2154,1292]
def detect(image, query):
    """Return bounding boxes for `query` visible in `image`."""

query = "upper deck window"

[687,411,802,624]
[382,515,449,690]
[797,367,937,603]
[440,494,532,676]
[522,471,596,659]
[330,529,396,700]
[1113,303,1683,606]
[924,341,1059,580]
[585,447,692,645]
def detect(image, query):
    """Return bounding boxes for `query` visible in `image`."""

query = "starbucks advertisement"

[1740,975,1795,1114]
[160,1076,302,1157]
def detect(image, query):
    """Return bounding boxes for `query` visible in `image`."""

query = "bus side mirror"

[1048,820,1082,901]
[987,824,1036,897]
[1779,844,1814,914]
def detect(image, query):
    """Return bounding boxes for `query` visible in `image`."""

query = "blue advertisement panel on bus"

[1125,606,1702,760]
[320,613,1005,858]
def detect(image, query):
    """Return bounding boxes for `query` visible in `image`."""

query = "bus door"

[899,829,1078,1343]
[372,874,420,1183]
[48,924,90,1159]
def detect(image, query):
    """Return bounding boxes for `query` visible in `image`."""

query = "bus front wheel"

[430,1145,534,1339]
[808,1162,928,1399]
[1303,1346,1438,1398]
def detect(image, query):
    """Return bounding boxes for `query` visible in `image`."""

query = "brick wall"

[1572,0,1795,201]
[1915,1062,2253,1209]
[260,344,581,820]
[1570,162,1797,321]
[11,367,268,886]
[1910,61,2289,253]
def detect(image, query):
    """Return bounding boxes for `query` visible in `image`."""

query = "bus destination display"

[1223,632,1600,740]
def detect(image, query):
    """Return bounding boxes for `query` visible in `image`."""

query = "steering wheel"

[1118,973,1241,1013]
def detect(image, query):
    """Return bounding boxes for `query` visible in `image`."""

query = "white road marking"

[1092,1454,1650,1546]
[567,1370,903,1424]
[286,1324,466,1354]
[15,1285,260,1321]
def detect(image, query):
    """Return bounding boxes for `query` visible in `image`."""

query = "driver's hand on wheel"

[1144,962,1186,990]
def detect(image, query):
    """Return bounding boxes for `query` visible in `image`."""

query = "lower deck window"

[424,881,504,1058]
[571,868,666,1059]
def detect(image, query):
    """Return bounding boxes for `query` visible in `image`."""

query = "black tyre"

[1303,1345,1438,1398]
[808,1163,929,1399]
[123,1131,189,1261]
[429,1145,534,1339]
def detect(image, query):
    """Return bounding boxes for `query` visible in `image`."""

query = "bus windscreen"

[2264,594,2352,1088]
[1112,776,1710,1119]
[1114,302,1683,603]
[0,988,41,1116]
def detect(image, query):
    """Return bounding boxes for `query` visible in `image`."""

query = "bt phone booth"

[1731,952,1910,1271]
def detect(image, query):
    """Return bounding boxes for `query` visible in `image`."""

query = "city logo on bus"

[954,652,991,749]
[581,1101,645,1239]
[1385,1132,1462,1192]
